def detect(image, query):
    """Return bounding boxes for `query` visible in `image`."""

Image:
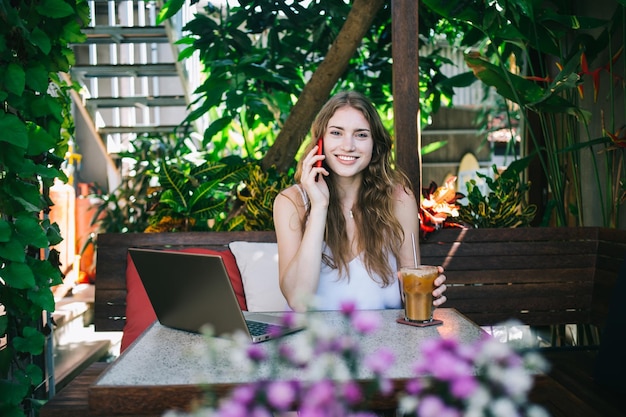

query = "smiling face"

[323,106,373,180]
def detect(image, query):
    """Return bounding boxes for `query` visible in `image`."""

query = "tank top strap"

[295,184,310,211]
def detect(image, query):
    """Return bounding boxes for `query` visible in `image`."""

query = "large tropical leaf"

[464,52,582,117]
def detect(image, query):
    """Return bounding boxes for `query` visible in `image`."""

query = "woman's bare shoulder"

[275,184,309,218]
[274,185,307,235]
[276,184,304,206]
[392,182,416,201]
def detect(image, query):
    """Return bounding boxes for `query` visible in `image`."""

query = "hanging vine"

[0,0,89,415]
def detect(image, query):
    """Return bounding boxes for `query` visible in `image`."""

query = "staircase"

[70,0,199,188]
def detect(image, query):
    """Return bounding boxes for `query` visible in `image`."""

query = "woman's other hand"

[433,266,447,307]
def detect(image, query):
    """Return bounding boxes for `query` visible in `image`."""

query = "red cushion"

[120,248,246,353]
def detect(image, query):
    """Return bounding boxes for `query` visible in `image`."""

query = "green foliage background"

[95,0,475,235]
[0,0,89,415]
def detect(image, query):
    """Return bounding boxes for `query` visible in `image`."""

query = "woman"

[273,91,447,312]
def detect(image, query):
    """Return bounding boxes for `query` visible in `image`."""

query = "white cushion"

[228,241,289,312]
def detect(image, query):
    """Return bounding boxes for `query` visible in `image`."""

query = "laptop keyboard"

[246,320,281,336]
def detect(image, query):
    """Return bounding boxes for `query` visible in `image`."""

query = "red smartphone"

[314,137,323,181]
[314,137,323,168]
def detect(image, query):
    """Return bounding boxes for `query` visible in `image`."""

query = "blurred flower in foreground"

[400,336,550,417]
[164,310,549,417]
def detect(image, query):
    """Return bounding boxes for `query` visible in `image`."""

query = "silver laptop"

[128,248,304,343]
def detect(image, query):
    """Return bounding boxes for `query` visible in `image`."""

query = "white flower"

[228,348,254,373]
[465,386,491,410]
[464,409,485,417]
[398,395,419,414]
[526,404,551,417]
[227,331,257,372]
[523,351,550,373]
[307,353,351,381]
[489,397,519,417]
[476,339,512,364]
[288,335,315,365]
[307,316,337,342]
[500,367,533,399]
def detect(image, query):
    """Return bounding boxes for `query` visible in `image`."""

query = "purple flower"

[216,398,248,417]
[246,345,267,363]
[198,307,548,417]
[335,335,359,354]
[269,325,285,338]
[280,311,298,328]
[351,310,382,334]
[417,395,446,417]
[314,338,337,355]
[405,378,423,395]
[364,347,395,374]
[377,377,393,396]
[456,342,478,362]
[231,384,256,406]
[450,375,479,398]
[250,405,273,417]
[417,395,461,417]
[340,300,357,316]
[302,380,334,408]
[342,380,363,405]
[422,338,458,359]
[267,380,297,410]
[429,351,473,381]
[278,344,296,362]
[278,344,307,368]
[315,335,358,358]
[298,408,326,417]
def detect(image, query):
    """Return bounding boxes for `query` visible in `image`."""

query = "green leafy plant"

[458,163,537,229]
[146,158,293,233]
[91,131,292,234]
[90,151,155,235]
[89,0,480,238]
[228,164,294,231]
[89,134,199,235]
[0,0,89,415]
[423,0,626,227]
[162,0,473,172]
[146,156,251,232]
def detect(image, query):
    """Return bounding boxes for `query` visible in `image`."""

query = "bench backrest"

[94,227,625,332]
[420,227,625,327]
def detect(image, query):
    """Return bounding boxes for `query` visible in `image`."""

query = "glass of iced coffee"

[400,265,438,322]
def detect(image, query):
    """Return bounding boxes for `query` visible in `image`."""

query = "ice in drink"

[400,265,438,322]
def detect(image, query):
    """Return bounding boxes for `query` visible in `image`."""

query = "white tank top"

[313,244,402,310]
[293,185,402,310]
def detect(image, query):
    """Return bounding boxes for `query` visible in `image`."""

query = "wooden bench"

[420,227,623,331]
[42,227,626,417]
[418,227,626,417]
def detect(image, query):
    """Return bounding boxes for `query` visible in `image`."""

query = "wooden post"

[391,0,420,192]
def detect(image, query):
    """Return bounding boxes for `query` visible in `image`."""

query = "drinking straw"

[411,233,420,267]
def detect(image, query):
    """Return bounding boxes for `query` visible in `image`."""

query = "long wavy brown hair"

[295,91,413,285]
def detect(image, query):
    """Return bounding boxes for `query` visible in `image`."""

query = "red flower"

[419,177,465,239]
[580,48,623,101]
